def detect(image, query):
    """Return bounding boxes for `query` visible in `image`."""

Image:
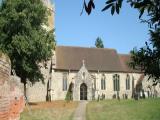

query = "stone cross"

[82,60,85,66]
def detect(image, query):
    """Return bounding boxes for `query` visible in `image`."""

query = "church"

[26,45,160,102]
[26,0,160,102]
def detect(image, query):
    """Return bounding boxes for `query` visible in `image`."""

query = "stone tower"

[42,0,55,30]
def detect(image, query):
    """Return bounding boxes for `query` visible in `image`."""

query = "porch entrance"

[80,83,87,100]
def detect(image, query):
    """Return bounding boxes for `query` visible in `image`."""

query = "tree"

[83,0,160,85]
[0,0,56,97]
[128,0,160,85]
[95,37,104,48]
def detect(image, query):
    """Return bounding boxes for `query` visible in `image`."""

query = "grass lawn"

[20,101,78,120]
[86,98,160,120]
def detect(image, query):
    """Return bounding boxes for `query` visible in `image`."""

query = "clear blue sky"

[52,0,149,54]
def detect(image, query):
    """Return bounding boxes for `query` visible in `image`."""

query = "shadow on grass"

[28,102,38,106]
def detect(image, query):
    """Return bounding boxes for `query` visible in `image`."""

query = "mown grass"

[20,101,78,120]
[20,108,74,120]
[86,98,160,120]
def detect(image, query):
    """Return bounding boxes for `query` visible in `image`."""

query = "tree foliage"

[0,0,56,95]
[128,0,160,85]
[81,0,95,15]
[95,37,104,48]
[83,0,160,85]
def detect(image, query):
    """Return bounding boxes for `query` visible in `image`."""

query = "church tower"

[42,0,55,30]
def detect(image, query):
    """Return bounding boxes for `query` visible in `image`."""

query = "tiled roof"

[55,46,142,73]
[118,54,141,73]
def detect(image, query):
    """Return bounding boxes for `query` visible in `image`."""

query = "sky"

[52,0,149,54]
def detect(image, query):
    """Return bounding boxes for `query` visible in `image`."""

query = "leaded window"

[132,76,134,91]
[113,74,120,91]
[63,73,68,91]
[126,74,130,90]
[94,78,96,89]
[101,74,106,90]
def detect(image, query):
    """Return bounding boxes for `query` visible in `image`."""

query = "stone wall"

[27,59,52,102]
[0,53,11,120]
[142,76,160,97]
[0,53,24,120]
[42,0,55,31]
[0,53,11,85]
[51,71,141,101]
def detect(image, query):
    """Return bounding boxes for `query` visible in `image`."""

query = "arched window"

[126,74,130,90]
[94,78,96,89]
[113,74,120,91]
[63,73,68,91]
[101,74,106,90]
[132,76,134,90]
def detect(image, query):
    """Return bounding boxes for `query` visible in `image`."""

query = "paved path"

[73,101,88,120]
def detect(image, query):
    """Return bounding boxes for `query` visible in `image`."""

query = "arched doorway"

[80,83,87,100]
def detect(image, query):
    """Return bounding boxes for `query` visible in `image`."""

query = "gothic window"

[126,74,130,90]
[132,76,134,90]
[63,73,68,91]
[113,74,120,91]
[94,79,96,89]
[101,74,106,90]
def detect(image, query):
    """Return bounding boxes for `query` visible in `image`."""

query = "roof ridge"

[118,53,130,56]
[56,45,116,51]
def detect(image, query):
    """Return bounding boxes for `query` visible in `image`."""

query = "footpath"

[73,101,88,120]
